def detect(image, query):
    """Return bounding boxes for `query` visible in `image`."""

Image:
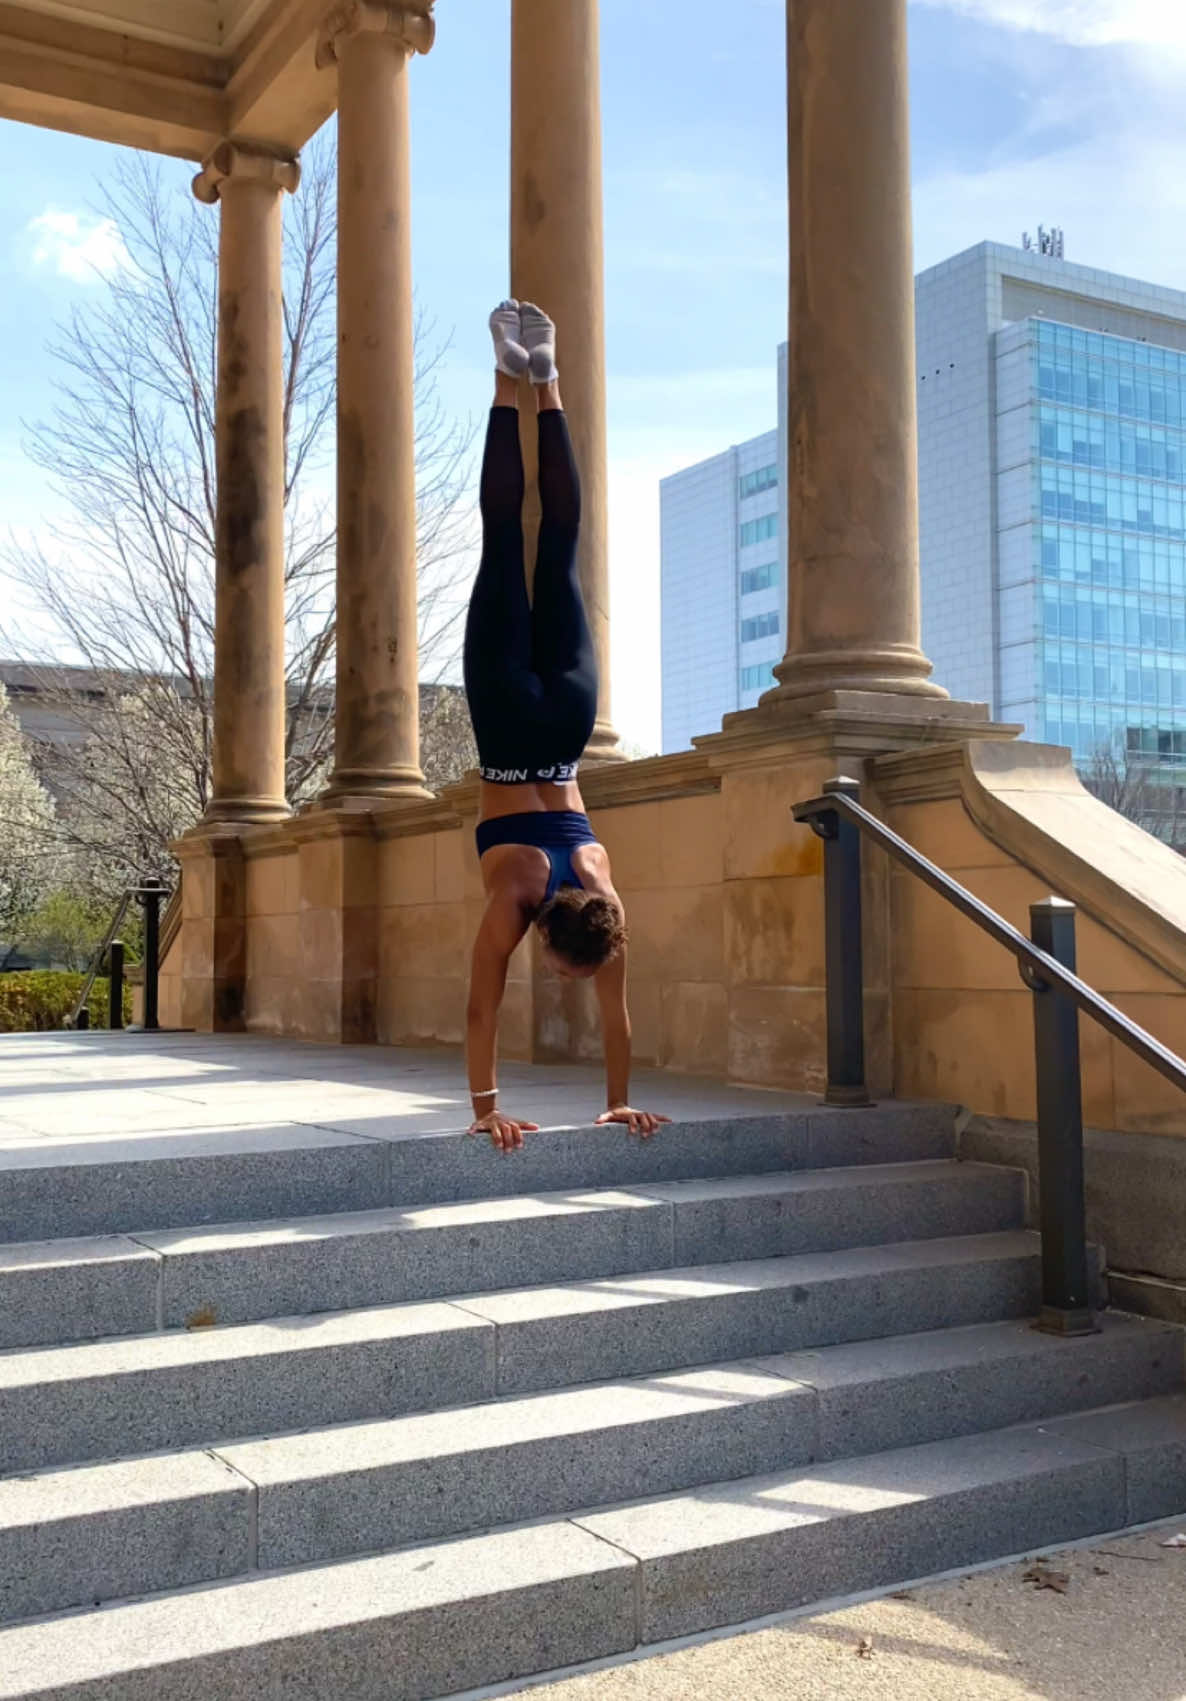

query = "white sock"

[490,300,528,378]
[520,302,558,384]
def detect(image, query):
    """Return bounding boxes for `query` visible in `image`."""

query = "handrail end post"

[805,781,869,1108]
[1034,1303,1100,1339]
[1030,896,1095,1334]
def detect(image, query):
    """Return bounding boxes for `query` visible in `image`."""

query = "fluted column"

[768,0,946,705]
[193,142,298,823]
[511,0,621,762]
[317,0,434,802]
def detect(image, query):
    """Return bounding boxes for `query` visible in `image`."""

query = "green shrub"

[0,971,134,1034]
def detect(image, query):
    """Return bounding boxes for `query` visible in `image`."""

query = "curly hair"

[536,888,628,971]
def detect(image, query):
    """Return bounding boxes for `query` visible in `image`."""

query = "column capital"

[192,141,301,207]
[316,0,435,69]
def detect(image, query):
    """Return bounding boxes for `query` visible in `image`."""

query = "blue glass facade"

[1034,320,1186,768]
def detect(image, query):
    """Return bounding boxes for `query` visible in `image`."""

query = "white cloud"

[26,208,129,284]
[913,0,1186,51]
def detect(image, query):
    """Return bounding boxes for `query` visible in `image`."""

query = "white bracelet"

[471,1088,498,1100]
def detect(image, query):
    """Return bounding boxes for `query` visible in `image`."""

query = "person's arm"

[594,946,671,1138]
[466,898,539,1152]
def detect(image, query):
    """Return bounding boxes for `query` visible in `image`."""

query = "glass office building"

[1028,320,1186,767]
[661,243,1186,783]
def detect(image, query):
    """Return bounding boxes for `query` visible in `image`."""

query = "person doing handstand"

[464,300,670,1153]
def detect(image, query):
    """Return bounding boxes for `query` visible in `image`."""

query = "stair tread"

[0,1395,1180,1700]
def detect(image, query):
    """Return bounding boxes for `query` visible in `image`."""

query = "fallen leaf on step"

[1160,1534,1186,1549]
[1023,1566,1070,1594]
[856,1637,875,1658]
[185,1306,217,1330]
[1093,1566,1111,1577]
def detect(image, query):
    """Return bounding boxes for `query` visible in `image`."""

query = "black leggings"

[463,408,598,783]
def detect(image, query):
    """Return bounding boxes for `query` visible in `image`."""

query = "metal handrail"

[794,783,1186,1097]
[65,879,168,1032]
[67,892,132,1030]
[793,776,1186,1339]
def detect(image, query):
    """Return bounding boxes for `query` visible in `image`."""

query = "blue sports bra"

[475,811,599,902]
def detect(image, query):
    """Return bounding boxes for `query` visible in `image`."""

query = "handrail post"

[806,776,870,1107]
[108,941,125,1032]
[142,879,162,1032]
[1028,898,1097,1337]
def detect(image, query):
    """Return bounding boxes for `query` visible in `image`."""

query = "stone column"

[317,0,434,802]
[769,0,946,705]
[511,0,621,762]
[193,142,298,822]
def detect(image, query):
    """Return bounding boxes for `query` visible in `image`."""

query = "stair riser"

[0,1144,390,1244]
[385,1107,954,1208]
[0,1251,159,1353]
[492,1253,1042,1395]
[603,1450,1128,1644]
[249,1387,817,1572]
[0,1328,496,1477]
[152,1206,674,1334]
[669,1169,1024,1267]
[0,1474,250,1628]
[806,1328,1185,1461]
[0,1555,639,1701]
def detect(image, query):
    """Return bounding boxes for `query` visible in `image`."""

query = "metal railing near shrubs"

[66,878,168,1035]
[793,777,1186,1341]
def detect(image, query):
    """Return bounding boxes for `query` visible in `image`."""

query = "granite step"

[1,1395,1182,1700]
[0,1232,1042,1474]
[0,1160,1024,1348]
[0,1313,1176,1624]
[0,1103,956,1242]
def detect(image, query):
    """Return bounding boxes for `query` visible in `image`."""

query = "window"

[739,514,778,548]
[739,465,778,500]
[740,612,779,644]
[739,665,770,691]
[740,562,778,596]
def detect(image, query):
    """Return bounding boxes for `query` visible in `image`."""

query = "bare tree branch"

[2,128,479,886]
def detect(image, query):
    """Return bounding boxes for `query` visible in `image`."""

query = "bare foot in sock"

[490,300,529,378]
[520,302,558,384]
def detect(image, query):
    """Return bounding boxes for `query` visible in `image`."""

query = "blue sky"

[2,0,1186,749]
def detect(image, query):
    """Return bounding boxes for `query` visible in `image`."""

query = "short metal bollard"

[141,879,162,1032]
[1025,898,1096,1336]
[108,941,125,1032]
[794,776,871,1107]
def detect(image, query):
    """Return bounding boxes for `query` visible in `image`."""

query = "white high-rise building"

[660,241,1186,793]
[659,350,788,756]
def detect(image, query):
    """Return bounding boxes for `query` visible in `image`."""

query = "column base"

[201,797,291,827]
[765,646,950,705]
[581,718,628,767]
[709,688,1021,759]
[319,767,435,808]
